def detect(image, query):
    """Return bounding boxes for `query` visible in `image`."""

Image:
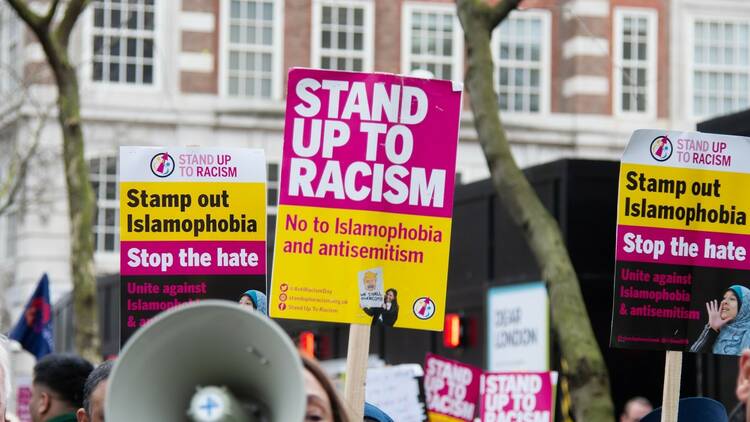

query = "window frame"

[310,0,374,72]
[613,7,658,118]
[490,9,551,115]
[219,0,285,102]
[89,154,120,254]
[81,0,165,92]
[687,14,750,119]
[401,1,463,81]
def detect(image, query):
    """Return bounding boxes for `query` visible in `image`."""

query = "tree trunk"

[5,0,100,362]
[56,62,100,363]
[456,1,614,420]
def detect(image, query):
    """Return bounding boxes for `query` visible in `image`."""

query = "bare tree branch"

[487,0,522,30]
[41,0,61,27]
[5,0,43,32]
[0,111,47,215]
[54,0,90,48]
[457,0,615,420]
[3,0,100,361]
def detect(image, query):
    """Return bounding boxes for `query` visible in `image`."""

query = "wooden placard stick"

[344,323,371,421]
[660,351,682,422]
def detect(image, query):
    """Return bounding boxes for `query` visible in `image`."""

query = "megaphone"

[106,300,305,422]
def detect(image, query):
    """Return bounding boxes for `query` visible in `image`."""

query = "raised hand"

[707,300,731,332]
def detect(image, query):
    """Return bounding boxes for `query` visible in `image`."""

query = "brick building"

[0,0,748,353]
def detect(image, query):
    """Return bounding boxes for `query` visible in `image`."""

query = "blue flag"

[9,274,54,359]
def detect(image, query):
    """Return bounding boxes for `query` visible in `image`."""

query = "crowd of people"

[0,290,748,422]
[0,329,397,422]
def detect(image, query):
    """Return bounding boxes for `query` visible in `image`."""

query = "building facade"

[0,0,748,332]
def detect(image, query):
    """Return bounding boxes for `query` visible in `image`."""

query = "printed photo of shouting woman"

[690,285,750,355]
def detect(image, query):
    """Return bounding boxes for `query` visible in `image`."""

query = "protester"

[301,354,353,422]
[1,337,10,422]
[621,396,653,422]
[364,402,394,422]
[239,290,268,315]
[728,349,750,422]
[641,397,727,422]
[691,285,750,355]
[75,360,113,422]
[29,354,93,422]
[364,288,399,327]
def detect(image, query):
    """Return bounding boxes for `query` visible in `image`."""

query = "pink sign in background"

[16,384,32,422]
[479,371,553,422]
[424,353,482,421]
[280,68,462,218]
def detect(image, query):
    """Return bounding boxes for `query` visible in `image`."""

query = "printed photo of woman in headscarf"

[363,288,399,327]
[239,289,268,316]
[690,285,750,355]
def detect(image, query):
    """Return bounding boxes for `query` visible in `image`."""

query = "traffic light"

[443,313,462,348]
[443,313,476,349]
[299,331,316,356]
[297,331,332,358]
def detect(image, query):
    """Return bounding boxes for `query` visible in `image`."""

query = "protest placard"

[610,130,750,356]
[487,283,549,371]
[366,364,426,422]
[424,353,481,422]
[119,147,266,345]
[14,376,32,422]
[270,68,463,330]
[479,372,553,422]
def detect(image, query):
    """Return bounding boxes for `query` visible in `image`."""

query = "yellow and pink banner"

[119,147,266,345]
[270,68,463,330]
[611,130,750,355]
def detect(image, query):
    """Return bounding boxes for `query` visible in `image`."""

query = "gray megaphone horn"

[106,300,305,422]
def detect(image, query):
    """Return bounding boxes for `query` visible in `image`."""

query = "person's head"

[364,402,394,422]
[0,338,10,421]
[620,396,652,422]
[75,360,113,422]
[737,349,750,403]
[363,272,378,292]
[30,354,93,422]
[721,287,743,321]
[384,289,397,304]
[300,354,352,422]
[239,290,268,315]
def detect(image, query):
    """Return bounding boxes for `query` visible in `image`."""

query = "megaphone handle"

[344,323,371,421]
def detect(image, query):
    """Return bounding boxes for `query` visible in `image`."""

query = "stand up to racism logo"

[150,152,175,178]
[650,135,673,162]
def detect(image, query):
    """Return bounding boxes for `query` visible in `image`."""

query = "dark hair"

[301,354,353,422]
[33,354,93,409]
[385,289,398,305]
[83,360,114,414]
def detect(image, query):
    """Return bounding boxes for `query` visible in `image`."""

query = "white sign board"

[365,364,426,422]
[487,282,549,371]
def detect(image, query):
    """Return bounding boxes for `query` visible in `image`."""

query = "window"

[0,4,20,96]
[2,211,16,259]
[222,0,283,99]
[312,0,373,71]
[492,11,550,113]
[692,19,750,117]
[402,3,463,81]
[89,156,119,252]
[614,9,657,115]
[91,0,156,85]
[267,162,279,213]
